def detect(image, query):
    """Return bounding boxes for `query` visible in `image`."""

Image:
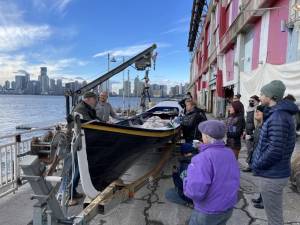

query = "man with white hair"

[183,120,240,225]
[95,91,123,122]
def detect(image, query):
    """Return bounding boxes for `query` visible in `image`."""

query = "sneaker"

[68,199,79,206]
[242,167,252,172]
[253,203,264,209]
[251,197,262,204]
[72,192,84,199]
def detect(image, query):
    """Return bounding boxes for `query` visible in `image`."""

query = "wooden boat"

[77,100,182,198]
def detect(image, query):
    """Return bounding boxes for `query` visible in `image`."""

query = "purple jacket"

[183,141,240,214]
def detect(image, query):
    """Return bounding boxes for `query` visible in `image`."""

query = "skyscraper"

[11,81,16,90]
[134,76,140,96]
[56,79,63,95]
[4,80,10,89]
[24,73,30,89]
[50,79,56,93]
[160,85,168,97]
[15,75,26,93]
[124,80,131,97]
[40,67,49,94]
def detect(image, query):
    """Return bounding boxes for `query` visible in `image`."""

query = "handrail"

[0,124,60,140]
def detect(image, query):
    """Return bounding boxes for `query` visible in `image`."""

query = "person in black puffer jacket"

[181,99,207,143]
[226,101,245,159]
[251,80,299,225]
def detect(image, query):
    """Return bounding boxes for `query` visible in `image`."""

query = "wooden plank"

[72,143,174,224]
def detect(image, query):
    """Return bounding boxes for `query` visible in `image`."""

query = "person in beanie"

[73,91,99,121]
[165,143,195,206]
[68,91,99,206]
[243,95,260,172]
[183,120,240,225]
[226,101,245,159]
[252,80,299,225]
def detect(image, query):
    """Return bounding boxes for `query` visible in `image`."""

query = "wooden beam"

[73,143,174,225]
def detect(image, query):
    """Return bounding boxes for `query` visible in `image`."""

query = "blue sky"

[0,0,193,91]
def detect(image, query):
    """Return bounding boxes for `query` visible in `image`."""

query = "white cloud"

[93,43,170,58]
[161,16,190,35]
[0,25,52,52]
[54,0,73,13]
[32,0,73,15]
[161,26,189,35]
[93,44,152,58]
[0,2,52,52]
[176,17,190,24]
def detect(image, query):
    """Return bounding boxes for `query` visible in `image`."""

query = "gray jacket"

[95,102,121,122]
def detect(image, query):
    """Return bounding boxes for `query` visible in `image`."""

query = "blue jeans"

[189,208,233,225]
[165,188,188,205]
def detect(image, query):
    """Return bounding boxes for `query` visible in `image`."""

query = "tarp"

[240,62,300,107]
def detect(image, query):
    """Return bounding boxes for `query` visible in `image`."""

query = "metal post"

[127,70,130,117]
[122,56,125,115]
[107,53,110,95]
[33,202,45,225]
[15,135,21,191]
[65,95,70,117]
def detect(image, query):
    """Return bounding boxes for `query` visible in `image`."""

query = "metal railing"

[0,125,58,198]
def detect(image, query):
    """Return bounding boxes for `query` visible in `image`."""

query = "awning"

[240,62,300,106]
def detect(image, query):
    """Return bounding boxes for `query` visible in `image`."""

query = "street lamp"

[106,53,117,95]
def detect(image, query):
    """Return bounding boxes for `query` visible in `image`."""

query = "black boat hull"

[76,101,182,198]
[82,123,179,191]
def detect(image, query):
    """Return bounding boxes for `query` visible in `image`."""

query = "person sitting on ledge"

[165,143,196,206]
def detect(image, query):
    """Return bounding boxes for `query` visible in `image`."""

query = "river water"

[0,95,165,137]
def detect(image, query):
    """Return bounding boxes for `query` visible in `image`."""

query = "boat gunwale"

[81,122,180,137]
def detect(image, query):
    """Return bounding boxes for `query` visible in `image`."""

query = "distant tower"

[40,67,49,94]
[5,80,10,89]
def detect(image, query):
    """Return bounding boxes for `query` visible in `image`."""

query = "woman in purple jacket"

[183,120,240,225]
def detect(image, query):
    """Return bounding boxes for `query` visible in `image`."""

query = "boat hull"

[76,100,182,198]
[82,123,179,191]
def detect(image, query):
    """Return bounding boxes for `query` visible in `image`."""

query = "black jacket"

[73,101,98,121]
[226,114,246,149]
[181,107,207,143]
[245,109,255,135]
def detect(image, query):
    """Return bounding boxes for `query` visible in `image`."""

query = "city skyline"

[0,67,189,97]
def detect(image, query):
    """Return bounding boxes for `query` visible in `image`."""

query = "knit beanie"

[198,120,226,140]
[261,80,286,101]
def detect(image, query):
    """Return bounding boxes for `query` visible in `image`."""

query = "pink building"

[188,0,296,117]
